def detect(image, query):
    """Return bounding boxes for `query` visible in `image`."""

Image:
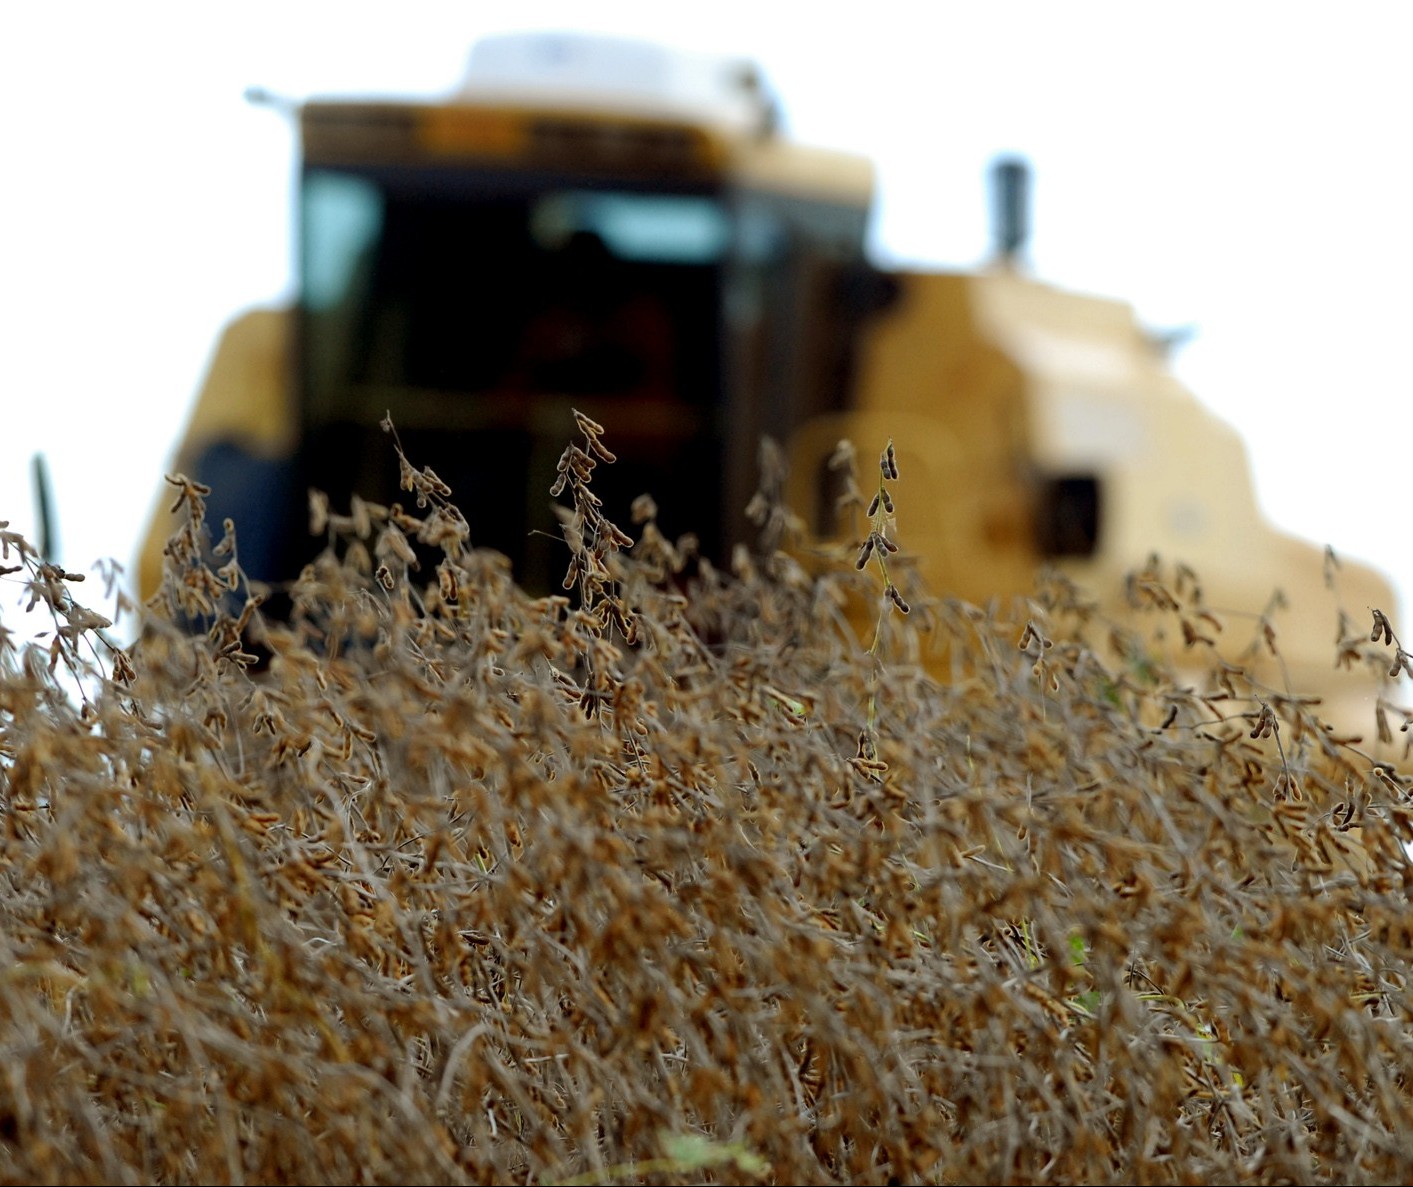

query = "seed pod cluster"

[0,418,1408,1186]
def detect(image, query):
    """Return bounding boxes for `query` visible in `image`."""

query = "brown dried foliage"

[2,416,1413,1185]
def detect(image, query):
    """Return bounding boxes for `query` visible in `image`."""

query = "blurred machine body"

[139,31,1395,707]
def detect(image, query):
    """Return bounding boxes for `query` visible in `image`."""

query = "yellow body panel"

[787,268,1396,723]
[138,308,293,602]
[786,272,1038,606]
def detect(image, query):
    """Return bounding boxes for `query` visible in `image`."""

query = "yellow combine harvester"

[140,32,1394,716]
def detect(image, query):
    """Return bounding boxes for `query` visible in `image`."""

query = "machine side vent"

[1036,474,1101,558]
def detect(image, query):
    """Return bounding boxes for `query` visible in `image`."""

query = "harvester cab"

[140,32,880,600]
[139,31,1396,715]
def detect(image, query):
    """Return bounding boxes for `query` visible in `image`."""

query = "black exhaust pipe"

[991,156,1030,266]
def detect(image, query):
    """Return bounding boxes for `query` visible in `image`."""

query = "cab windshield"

[302,169,729,412]
[295,160,869,589]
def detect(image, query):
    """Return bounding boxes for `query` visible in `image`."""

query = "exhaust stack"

[991,156,1030,267]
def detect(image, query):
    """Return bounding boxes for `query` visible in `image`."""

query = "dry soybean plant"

[2,416,1413,1185]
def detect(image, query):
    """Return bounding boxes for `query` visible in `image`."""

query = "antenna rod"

[31,453,56,562]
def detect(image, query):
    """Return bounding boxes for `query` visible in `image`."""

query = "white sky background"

[2,2,1411,645]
